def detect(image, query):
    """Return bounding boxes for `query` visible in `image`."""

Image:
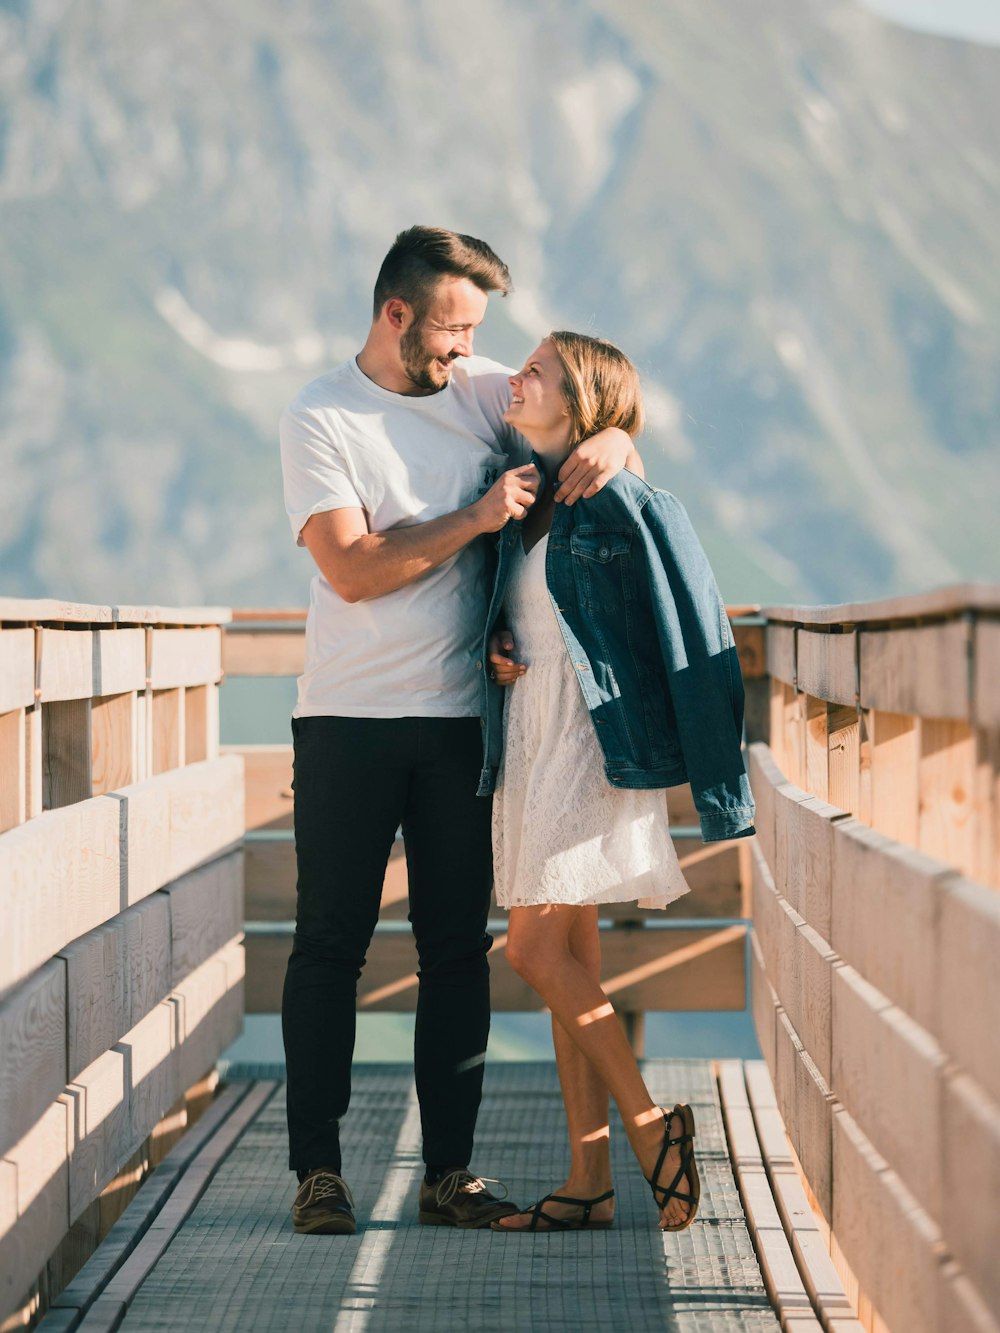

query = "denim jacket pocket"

[569,530,632,563]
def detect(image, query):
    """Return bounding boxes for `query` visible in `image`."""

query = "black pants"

[281,715,494,1174]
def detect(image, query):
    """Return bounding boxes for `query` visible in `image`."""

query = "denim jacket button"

[599,546,609,559]
[475,660,483,670]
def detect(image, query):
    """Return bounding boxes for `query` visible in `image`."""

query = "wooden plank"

[830,820,944,1038]
[767,624,797,687]
[114,1002,180,1177]
[151,688,184,775]
[0,960,66,1158]
[25,704,42,820]
[973,729,1000,890]
[148,628,222,689]
[778,787,845,941]
[939,874,1000,1106]
[0,708,26,833]
[227,744,294,832]
[110,605,231,627]
[61,894,171,1081]
[0,597,112,625]
[165,851,244,986]
[918,718,975,875]
[832,1106,946,1333]
[827,704,861,816]
[860,621,970,720]
[763,584,1000,627]
[119,756,244,903]
[43,697,93,809]
[0,1098,71,1322]
[832,964,947,1225]
[733,622,766,679]
[797,629,857,707]
[0,629,35,713]
[783,688,807,787]
[974,618,1000,726]
[37,628,95,702]
[0,796,121,997]
[94,630,145,696]
[171,940,244,1093]
[91,693,136,796]
[804,695,828,801]
[868,710,919,845]
[747,742,789,873]
[222,627,305,677]
[243,924,746,1014]
[942,1073,1000,1327]
[775,1008,834,1222]
[749,929,778,1075]
[65,1047,130,1223]
[183,684,217,765]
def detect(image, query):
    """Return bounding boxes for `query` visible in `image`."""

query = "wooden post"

[151,688,185,775]
[827,704,860,817]
[91,693,136,796]
[42,698,92,809]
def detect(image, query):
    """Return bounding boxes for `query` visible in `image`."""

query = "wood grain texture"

[0,708,26,833]
[827,704,861,817]
[43,698,92,809]
[94,631,145,697]
[918,718,975,876]
[0,796,120,996]
[37,628,94,702]
[148,628,222,689]
[748,742,790,873]
[832,1106,946,1333]
[91,693,136,796]
[859,622,970,720]
[151,688,183,775]
[114,1002,180,1184]
[171,939,244,1093]
[775,1007,834,1223]
[0,960,66,1158]
[25,704,42,820]
[805,695,829,801]
[830,819,944,1037]
[243,925,745,1014]
[777,787,846,942]
[832,964,947,1225]
[66,1047,131,1223]
[182,684,214,765]
[165,851,244,986]
[0,629,35,713]
[0,1098,71,1322]
[222,627,305,677]
[749,929,778,1075]
[763,584,1000,627]
[60,894,171,1081]
[767,624,797,687]
[939,874,1000,1106]
[796,630,857,708]
[974,618,1000,727]
[868,711,920,846]
[733,622,766,679]
[942,1073,1000,1324]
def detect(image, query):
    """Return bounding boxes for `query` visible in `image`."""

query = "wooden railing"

[749,585,1000,1333]
[0,600,245,1327]
[222,607,768,1052]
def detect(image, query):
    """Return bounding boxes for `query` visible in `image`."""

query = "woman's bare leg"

[503,903,691,1228]
[497,908,615,1228]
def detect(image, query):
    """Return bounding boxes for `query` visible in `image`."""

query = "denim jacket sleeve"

[638,489,756,842]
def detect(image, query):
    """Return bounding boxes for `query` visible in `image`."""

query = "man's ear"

[382,298,411,331]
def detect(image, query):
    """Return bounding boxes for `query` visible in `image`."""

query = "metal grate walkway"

[47,1062,782,1333]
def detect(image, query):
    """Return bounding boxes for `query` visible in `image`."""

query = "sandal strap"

[525,1189,615,1230]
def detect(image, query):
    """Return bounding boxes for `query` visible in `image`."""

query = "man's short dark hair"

[373,226,512,320]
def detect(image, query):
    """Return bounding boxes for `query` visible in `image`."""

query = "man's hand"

[554,428,644,504]
[488,630,526,685]
[473,464,541,532]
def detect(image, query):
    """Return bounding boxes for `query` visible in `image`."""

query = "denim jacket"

[476,468,756,844]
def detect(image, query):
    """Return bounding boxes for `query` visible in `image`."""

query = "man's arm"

[301,464,539,603]
[554,428,644,504]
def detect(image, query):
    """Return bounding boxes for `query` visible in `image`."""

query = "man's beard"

[400,321,453,392]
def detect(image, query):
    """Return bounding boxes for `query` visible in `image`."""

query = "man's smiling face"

[399,276,489,392]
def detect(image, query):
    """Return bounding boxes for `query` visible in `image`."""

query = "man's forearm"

[312,506,487,603]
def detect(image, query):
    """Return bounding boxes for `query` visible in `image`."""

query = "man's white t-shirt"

[280,354,524,719]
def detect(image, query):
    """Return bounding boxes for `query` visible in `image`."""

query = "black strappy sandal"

[489,1188,615,1232]
[647,1104,700,1232]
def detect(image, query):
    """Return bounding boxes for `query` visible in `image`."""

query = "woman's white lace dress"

[492,533,691,910]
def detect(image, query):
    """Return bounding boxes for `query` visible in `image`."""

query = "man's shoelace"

[307,1173,354,1205]
[436,1169,508,1207]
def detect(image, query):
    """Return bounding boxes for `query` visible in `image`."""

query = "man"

[279,225,634,1235]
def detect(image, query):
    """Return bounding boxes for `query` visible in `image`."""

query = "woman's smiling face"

[504,339,571,442]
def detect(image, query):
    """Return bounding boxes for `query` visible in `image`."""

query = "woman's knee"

[505,913,569,985]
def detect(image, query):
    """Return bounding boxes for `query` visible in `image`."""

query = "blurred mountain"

[1,0,998,607]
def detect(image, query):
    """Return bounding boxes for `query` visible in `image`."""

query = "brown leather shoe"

[418,1168,518,1229]
[292,1169,356,1235]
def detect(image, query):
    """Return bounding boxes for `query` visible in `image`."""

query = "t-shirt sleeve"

[279,405,363,546]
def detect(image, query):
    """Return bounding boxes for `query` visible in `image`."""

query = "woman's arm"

[555,428,643,503]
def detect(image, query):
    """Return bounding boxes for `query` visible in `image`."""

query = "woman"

[477,332,755,1233]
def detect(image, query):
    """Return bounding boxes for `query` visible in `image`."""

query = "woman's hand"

[554,427,642,503]
[488,630,526,686]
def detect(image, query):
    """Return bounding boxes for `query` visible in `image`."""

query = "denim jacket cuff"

[697,806,757,843]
